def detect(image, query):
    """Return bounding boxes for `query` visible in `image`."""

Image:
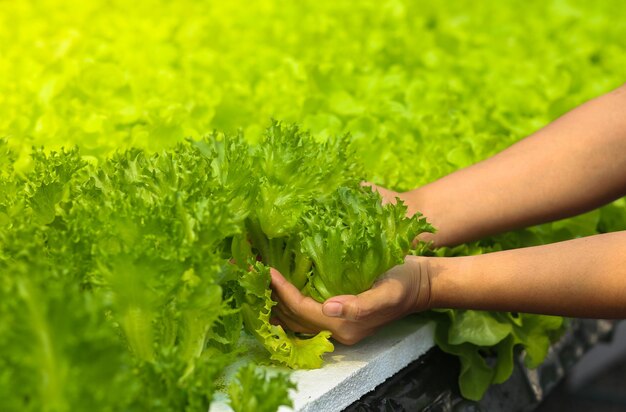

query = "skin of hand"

[270,255,431,345]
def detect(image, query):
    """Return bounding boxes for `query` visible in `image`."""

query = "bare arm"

[429,231,626,318]
[396,84,626,246]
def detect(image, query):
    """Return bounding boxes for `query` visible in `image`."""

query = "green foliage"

[2,0,625,182]
[432,310,564,400]
[228,364,295,412]
[0,141,285,410]
[2,0,626,406]
[0,124,434,408]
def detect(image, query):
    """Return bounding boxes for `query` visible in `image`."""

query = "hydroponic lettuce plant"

[242,122,433,299]
[222,122,433,369]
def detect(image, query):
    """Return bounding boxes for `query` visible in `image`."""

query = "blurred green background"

[2,0,625,190]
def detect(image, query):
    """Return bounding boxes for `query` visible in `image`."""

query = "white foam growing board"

[210,316,435,412]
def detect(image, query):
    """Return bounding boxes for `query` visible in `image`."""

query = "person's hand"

[270,255,432,345]
[361,182,404,207]
[363,181,437,246]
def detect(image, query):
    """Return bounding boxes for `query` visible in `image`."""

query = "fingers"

[360,181,376,190]
[273,305,319,335]
[269,267,298,298]
[269,267,401,345]
[360,181,399,205]
[270,267,338,331]
[270,267,309,324]
[270,268,322,321]
[323,283,399,322]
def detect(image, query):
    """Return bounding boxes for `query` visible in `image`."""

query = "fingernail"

[324,302,343,317]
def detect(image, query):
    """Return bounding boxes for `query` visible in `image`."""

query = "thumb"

[322,287,389,321]
[322,295,356,319]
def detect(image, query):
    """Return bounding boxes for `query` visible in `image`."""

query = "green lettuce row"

[228,363,296,412]
[3,0,625,170]
[1,114,623,407]
[0,140,293,410]
[0,125,435,409]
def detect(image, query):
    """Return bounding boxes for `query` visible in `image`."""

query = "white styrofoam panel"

[210,316,435,412]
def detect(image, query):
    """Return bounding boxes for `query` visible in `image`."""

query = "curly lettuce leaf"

[240,263,334,369]
[250,120,359,240]
[301,187,433,301]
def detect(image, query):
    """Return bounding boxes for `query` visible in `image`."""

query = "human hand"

[270,255,432,345]
[361,181,404,207]
[362,181,437,246]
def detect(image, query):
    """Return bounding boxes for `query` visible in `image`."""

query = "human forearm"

[402,84,626,247]
[427,231,626,318]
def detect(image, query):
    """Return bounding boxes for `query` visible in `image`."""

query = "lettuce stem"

[291,248,311,291]
[246,218,270,263]
[268,237,289,276]
[121,307,155,362]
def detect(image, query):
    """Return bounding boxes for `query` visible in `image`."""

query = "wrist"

[427,255,475,310]
[403,255,434,313]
